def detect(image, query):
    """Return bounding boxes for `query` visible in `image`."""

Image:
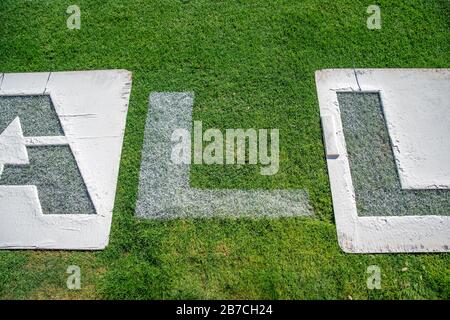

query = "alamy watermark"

[367,5,381,30]
[171,121,279,175]
[67,5,81,30]
[366,265,381,290]
[66,265,81,290]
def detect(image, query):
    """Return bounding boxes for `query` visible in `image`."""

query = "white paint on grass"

[135,92,312,219]
[0,70,132,250]
[315,68,450,253]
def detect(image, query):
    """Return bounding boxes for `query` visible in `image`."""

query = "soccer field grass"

[0,0,449,299]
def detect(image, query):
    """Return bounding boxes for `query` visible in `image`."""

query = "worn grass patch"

[0,0,449,299]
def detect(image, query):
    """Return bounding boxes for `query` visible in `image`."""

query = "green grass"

[0,0,449,299]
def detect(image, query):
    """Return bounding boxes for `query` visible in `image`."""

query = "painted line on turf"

[135,92,313,219]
